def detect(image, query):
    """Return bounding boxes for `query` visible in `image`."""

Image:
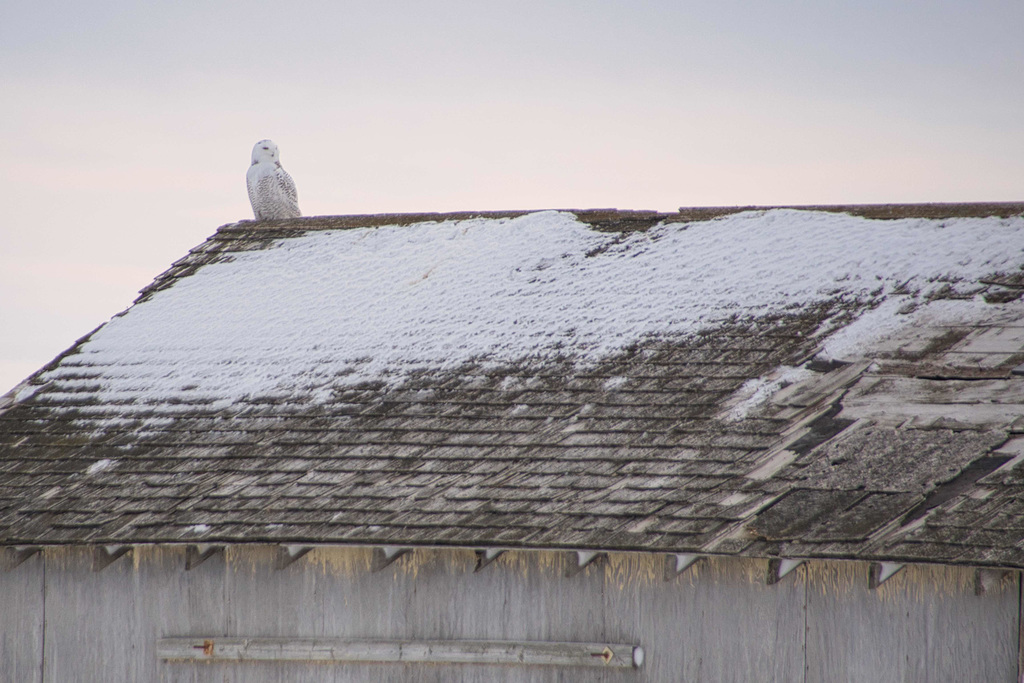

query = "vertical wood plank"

[0,550,44,683]
[603,554,807,682]
[310,547,610,683]
[805,561,1018,683]
[43,546,228,683]
[1018,575,1023,683]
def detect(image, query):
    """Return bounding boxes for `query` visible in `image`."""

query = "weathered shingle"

[4,205,1024,569]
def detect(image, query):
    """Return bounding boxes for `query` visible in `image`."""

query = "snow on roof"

[34,209,1024,412]
[7,205,1024,562]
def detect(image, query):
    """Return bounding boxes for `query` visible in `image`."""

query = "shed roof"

[4,203,1024,569]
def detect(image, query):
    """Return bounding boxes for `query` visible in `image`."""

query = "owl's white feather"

[246,139,301,220]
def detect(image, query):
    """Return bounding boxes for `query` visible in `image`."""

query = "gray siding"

[0,546,1018,682]
[804,562,1019,682]
[0,552,43,683]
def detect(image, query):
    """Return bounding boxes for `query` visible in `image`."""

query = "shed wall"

[0,551,43,683]
[0,546,1018,682]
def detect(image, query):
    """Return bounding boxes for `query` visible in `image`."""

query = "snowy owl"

[246,139,301,220]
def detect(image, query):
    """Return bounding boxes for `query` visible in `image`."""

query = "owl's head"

[251,139,280,165]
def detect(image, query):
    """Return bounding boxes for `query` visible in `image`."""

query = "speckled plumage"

[246,139,300,220]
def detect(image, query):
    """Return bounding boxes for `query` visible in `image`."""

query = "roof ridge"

[212,202,1024,235]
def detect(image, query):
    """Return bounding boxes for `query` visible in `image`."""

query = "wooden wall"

[0,546,1019,682]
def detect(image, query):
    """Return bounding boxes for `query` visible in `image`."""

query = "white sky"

[2,1,1023,393]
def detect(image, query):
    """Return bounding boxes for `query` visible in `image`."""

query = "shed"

[4,203,1024,681]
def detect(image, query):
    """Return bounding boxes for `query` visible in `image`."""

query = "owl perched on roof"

[246,139,301,220]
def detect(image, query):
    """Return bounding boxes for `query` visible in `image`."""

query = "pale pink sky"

[2,1,1023,392]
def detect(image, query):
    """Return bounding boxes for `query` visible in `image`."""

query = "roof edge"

[3,540,1021,573]
[0,323,106,416]
[213,202,1024,234]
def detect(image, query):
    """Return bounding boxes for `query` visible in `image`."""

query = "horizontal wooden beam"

[664,553,701,580]
[93,545,131,572]
[474,548,504,572]
[185,545,224,570]
[157,637,643,668]
[2,546,41,571]
[766,558,804,585]
[564,550,605,577]
[869,562,904,589]
[974,568,1009,596]
[275,545,312,570]
[371,546,410,572]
